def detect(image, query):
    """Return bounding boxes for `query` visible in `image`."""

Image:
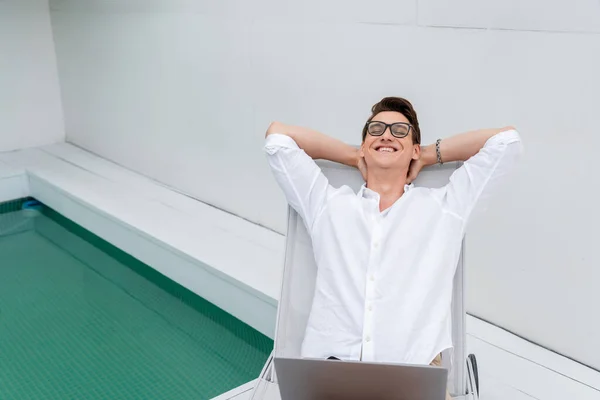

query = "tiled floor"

[0,207,272,400]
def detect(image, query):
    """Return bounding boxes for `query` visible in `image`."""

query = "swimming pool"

[0,198,272,399]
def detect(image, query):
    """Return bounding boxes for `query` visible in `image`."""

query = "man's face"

[360,111,420,172]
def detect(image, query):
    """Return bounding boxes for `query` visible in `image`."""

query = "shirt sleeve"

[264,133,331,233]
[442,129,523,227]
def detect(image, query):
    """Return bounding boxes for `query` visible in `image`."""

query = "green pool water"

[0,199,272,400]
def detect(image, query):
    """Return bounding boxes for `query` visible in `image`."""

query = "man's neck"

[366,169,408,212]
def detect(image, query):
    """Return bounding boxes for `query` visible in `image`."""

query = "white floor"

[213,315,600,400]
[1,143,599,400]
[466,317,600,399]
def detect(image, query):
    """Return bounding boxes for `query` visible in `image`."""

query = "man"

[264,97,522,399]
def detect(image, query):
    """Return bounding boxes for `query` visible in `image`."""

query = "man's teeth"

[378,147,395,152]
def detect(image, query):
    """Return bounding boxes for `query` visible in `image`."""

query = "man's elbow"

[266,121,287,137]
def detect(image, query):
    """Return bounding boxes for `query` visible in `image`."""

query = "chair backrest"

[273,161,466,396]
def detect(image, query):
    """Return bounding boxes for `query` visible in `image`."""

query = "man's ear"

[359,143,365,158]
[412,144,421,160]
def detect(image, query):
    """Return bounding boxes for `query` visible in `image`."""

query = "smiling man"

[264,97,522,399]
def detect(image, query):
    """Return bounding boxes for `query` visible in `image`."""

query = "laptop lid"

[274,356,448,400]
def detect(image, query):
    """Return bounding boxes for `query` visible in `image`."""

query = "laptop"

[274,357,448,400]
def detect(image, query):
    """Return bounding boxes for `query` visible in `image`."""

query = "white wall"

[0,0,64,152]
[49,0,600,369]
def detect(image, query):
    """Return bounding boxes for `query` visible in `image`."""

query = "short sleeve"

[442,129,523,227]
[264,134,331,233]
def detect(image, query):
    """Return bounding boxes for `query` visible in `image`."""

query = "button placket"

[362,208,380,361]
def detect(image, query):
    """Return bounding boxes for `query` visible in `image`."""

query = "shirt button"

[368,305,373,311]
[373,241,379,249]
[369,275,375,282]
[365,336,371,342]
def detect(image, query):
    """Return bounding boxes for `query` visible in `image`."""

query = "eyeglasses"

[365,121,412,138]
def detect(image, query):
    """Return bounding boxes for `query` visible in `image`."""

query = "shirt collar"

[357,183,414,200]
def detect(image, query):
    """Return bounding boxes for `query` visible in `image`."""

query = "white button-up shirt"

[265,130,522,365]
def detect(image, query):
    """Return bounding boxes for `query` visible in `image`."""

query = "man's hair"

[361,97,421,145]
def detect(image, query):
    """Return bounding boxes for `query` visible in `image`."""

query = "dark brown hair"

[361,97,421,144]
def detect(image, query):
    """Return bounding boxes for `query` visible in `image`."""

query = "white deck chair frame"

[250,160,479,400]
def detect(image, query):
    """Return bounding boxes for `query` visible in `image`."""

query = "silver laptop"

[274,357,448,400]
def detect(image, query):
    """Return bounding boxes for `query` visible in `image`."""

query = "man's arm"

[407,126,517,183]
[420,126,516,166]
[265,122,353,232]
[266,121,360,168]
[418,126,522,227]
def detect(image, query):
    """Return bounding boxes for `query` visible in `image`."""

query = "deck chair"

[251,160,480,400]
